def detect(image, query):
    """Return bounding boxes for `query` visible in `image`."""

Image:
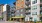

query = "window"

[25,6,28,8]
[40,5,42,9]
[30,17,32,21]
[16,10,19,12]
[32,12,37,15]
[21,14,23,15]
[40,11,42,14]
[40,11,42,16]
[21,4,23,7]
[32,6,37,10]
[25,12,31,15]
[11,14,14,15]
[11,12,14,14]
[16,14,19,16]
[21,14,23,16]
[41,12,42,14]
[26,4,30,6]
[32,0,37,4]
[11,14,14,17]
[20,9,23,12]
[40,0,42,2]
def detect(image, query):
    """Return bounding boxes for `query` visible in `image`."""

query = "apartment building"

[25,0,40,21]
[16,0,25,17]
[0,4,4,21]
[0,4,7,21]
[3,4,7,21]
[14,0,41,22]
[40,0,42,21]
[6,4,11,21]
[25,0,31,21]
[24,0,41,21]
[31,0,40,21]
[0,0,42,23]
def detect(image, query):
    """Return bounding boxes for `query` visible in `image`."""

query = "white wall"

[31,0,40,21]
[3,4,7,12]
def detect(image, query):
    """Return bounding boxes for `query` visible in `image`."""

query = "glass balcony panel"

[25,12,31,15]
[25,8,31,10]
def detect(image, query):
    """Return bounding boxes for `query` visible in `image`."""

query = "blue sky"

[0,0,16,6]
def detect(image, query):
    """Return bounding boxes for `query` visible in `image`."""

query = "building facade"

[6,4,10,21]
[31,0,40,21]
[3,4,7,21]
[40,0,42,21]
[0,0,41,22]
[0,4,4,21]
[25,0,40,21]
[16,0,25,10]
[15,0,25,17]
[15,0,41,21]
[25,0,31,21]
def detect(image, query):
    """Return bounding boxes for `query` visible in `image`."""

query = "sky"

[0,0,16,6]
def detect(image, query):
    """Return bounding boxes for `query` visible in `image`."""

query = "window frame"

[20,9,23,12]
[32,5,37,10]
[32,12,37,15]
[32,0,37,4]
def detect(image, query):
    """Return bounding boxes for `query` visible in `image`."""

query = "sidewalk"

[0,21,24,23]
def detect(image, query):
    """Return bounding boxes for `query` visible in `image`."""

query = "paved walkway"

[0,21,24,23]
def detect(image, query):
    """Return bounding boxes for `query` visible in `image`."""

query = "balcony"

[40,5,42,10]
[40,11,42,16]
[40,8,42,10]
[25,8,31,10]
[11,14,14,16]
[40,0,42,4]
[25,12,31,15]
[25,1,30,6]
[25,8,31,13]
